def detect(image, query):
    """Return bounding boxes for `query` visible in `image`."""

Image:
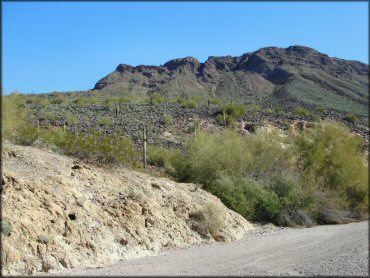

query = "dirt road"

[53,221,368,276]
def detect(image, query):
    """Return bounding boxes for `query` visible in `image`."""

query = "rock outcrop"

[1,144,255,275]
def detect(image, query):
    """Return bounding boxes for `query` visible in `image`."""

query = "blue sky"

[2,1,369,94]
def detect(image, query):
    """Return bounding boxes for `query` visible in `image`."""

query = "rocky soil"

[31,102,369,149]
[1,143,255,275]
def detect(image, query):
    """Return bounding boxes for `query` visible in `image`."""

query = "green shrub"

[217,113,237,128]
[274,106,283,114]
[148,146,177,168]
[294,106,310,116]
[98,116,113,126]
[217,103,246,127]
[37,128,137,165]
[343,113,359,124]
[223,103,246,118]
[211,176,283,224]
[73,97,89,107]
[176,96,185,105]
[295,121,368,210]
[268,177,296,199]
[150,93,166,106]
[50,95,65,104]
[164,113,174,125]
[162,121,367,226]
[171,130,253,184]
[43,111,58,123]
[39,98,50,107]
[182,98,200,109]
[2,94,28,141]
[246,103,261,112]
[210,97,222,106]
[315,105,326,113]
[66,112,78,126]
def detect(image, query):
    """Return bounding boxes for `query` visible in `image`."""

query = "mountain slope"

[93,46,369,116]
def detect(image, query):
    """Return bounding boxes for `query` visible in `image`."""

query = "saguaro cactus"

[142,125,147,168]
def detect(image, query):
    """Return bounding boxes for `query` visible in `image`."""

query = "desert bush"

[176,96,185,105]
[223,103,246,118]
[211,176,283,224]
[73,97,89,107]
[171,130,253,184]
[217,103,246,127]
[163,113,174,125]
[294,106,310,116]
[38,128,137,165]
[50,95,65,104]
[103,97,120,110]
[167,121,367,225]
[150,93,166,106]
[244,128,295,182]
[2,94,28,141]
[43,111,58,123]
[182,97,200,109]
[98,116,113,126]
[343,113,359,124]
[315,105,326,113]
[216,113,237,128]
[148,146,177,169]
[246,103,261,112]
[274,106,283,114]
[39,98,50,107]
[189,202,225,240]
[295,121,368,210]
[66,112,78,126]
[210,97,222,106]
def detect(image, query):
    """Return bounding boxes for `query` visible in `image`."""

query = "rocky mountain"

[93,46,369,116]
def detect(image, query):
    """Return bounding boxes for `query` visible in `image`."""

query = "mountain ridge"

[92,45,368,116]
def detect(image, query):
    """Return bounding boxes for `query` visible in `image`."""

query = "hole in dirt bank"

[68,213,76,220]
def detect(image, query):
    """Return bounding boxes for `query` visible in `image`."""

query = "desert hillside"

[94,45,369,116]
[1,143,254,275]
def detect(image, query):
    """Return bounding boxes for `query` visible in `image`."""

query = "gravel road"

[53,221,369,276]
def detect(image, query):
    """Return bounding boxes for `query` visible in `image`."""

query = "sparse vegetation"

[190,202,225,240]
[217,103,246,127]
[182,96,201,109]
[163,113,174,125]
[99,116,113,126]
[294,106,310,116]
[150,93,166,106]
[210,97,222,106]
[343,113,359,124]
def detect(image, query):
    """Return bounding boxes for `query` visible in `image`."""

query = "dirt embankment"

[1,143,255,275]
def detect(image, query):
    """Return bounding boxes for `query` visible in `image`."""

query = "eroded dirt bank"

[1,144,255,275]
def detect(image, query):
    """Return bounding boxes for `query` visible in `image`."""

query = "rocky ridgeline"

[92,45,368,117]
[1,144,255,275]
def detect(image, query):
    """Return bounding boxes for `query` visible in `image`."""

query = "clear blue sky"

[2,1,369,94]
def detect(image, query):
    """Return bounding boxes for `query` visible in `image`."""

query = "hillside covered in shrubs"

[2,92,368,227]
